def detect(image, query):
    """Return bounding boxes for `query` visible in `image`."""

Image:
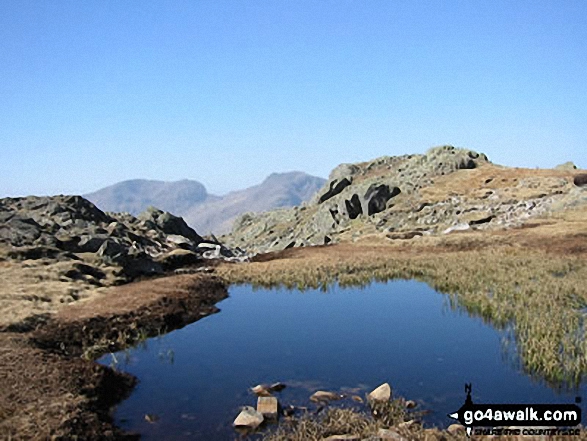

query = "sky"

[1,0,586,197]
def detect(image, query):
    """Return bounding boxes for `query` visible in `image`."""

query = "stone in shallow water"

[251,384,272,396]
[368,383,391,402]
[405,399,417,409]
[257,396,278,419]
[233,406,264,429]
[309,390,343,403]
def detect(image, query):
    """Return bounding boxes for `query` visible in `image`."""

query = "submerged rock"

[310,390,343,403]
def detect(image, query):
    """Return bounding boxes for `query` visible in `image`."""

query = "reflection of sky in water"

[99,280,586,440]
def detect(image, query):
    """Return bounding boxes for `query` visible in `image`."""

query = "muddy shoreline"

[0,274,228,440]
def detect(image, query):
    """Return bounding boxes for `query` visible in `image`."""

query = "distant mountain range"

[84,172,326,235]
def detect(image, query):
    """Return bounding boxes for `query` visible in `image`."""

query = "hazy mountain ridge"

[85,172,326,234]
[84,179,211,216]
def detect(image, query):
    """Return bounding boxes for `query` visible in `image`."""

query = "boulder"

[156,249,201,270]
[367,383,391,402]
[77,234,108,253]
[166,234,194,249]
[120,253,163,278]
[97,239,127,263]
[328,163,360,183]
[138,207,203,244]
[251,382,286,397]
[0,217,42,246]
[62,262,106,280]
[233,406,264,429]
[555,161,577,170]
[196,242,234,259]
[257,396,278,419]
[443,223,470,234]
[251,385,273,397]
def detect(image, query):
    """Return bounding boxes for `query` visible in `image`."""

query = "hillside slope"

[225,145,587,253]
[184,171,326,234]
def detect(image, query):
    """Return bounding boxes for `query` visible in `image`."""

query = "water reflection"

[100,280,586,440]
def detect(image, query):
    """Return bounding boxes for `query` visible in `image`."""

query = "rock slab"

[233,406,264,429]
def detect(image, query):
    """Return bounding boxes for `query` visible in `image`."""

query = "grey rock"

[257,396,278,419]
[166,234,193,249]
[97,239,128,263]
[443,223,470,234]
[156,249,201,270]
[138,207,202,243]
[309,390,343,403]
[233,406,264,429]
[555,161,577,170]
[0,217,42,246]
[120,253,163,278]
[328,163,361,182]
[368,383,391,402]
[77,234,108,253]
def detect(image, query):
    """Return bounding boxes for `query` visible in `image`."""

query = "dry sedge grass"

[218,237,587,388]
[0,257,109,329]
[262,403,587,441]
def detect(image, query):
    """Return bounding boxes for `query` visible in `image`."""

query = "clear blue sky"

[1,0,586,197]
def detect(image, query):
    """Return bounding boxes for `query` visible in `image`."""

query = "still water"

[99,280,584,440]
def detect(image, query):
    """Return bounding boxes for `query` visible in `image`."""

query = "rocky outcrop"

[556,162,578,170]
[0,195,248,283]
[226,146,492,252]
[225,146,586,254]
